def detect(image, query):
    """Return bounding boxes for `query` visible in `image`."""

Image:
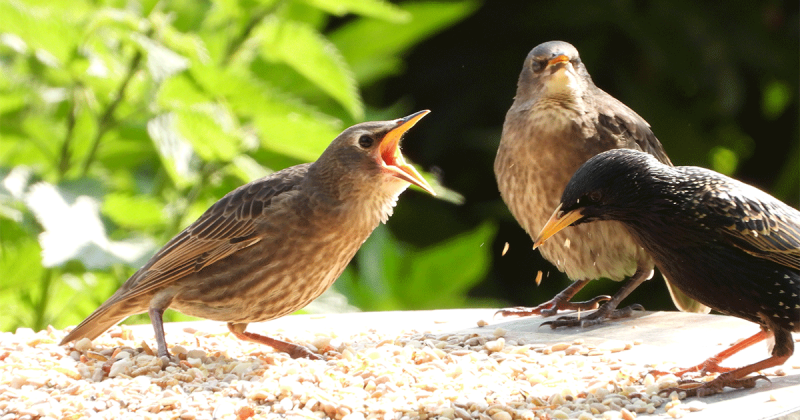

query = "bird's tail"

[60,302,136,345]
[665,278,711,314]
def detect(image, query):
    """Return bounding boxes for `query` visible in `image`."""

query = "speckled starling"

[61,111,435,360]
[494,40,706,327]
[535,148,800,395]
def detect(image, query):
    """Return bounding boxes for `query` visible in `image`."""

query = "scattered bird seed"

[0,320,734,420]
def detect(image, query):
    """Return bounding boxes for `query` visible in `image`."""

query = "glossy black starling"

[535,148,800,396]
[61,111,435,360]
[495,40,706,327]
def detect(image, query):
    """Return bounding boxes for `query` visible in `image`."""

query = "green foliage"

[334,223,498,311]
[0,0,479,332]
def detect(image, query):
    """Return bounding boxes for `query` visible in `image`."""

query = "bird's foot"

[541,303,644,329]
[495,295,611,318]
[659,374,769,398]
[651,358,736,379]
[228,325,324,360]
[284,344,324,360]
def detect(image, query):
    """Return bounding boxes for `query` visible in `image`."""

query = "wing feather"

[694,169,800,271]
[108,164,311,302]
[593,89,673,167]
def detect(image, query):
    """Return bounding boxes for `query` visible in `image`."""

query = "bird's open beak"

[533,204,585,249]
[547,54,570,67]
[379,110,436,195]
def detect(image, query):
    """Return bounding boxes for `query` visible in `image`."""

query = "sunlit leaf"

[400,222,495,308]
[0,1,80,66]
[24,182,155,269]
[190,65,343,161]
[133,35,190,82]
[762,80,792,120]
[173,105,241,161]
[147,114,200,187]
[336,223,495,311]
[709,146,738,176]
[256,17,363,119]
[297,0,410,23]
[102,193,166,230]
[330,0,479,84]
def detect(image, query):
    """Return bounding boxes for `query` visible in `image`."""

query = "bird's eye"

[589,191,602,202]
[358,135,374,148]
[571,57,581,66]
[530,59,545,73]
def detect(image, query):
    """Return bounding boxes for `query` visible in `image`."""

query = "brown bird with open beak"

[61,111,435,360]
[495,41,706,327]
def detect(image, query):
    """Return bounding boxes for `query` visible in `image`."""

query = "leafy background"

[0,0,797,333]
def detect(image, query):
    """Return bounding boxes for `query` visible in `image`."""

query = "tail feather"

[665,276,711,314]
[60,304,137,345]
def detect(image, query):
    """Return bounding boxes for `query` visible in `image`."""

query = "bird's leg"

[148,306,174,362]
[652,330,767,378]
[495,279,611,318]
[542,261,652,329]
[659,328,791,397]
[227,323,322,360]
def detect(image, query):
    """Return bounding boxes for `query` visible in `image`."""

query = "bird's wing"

[113,164,311,301]
[701,175,800,271]
[593,92,709,311]
[594,92,673,166]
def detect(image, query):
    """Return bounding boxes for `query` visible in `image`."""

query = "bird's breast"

[495,100,642,281]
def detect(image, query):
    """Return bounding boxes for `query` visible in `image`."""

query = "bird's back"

[597,161,800,330]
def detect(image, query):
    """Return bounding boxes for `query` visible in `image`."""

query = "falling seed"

[564,238,571,248]
[535,270,543,286]
[502,242,510,256]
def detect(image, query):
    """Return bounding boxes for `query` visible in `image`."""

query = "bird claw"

[649,354,739,380]
[658,375,769,398]
[540,303,645,329]
[494,295,612,319]
[287,346,324,361]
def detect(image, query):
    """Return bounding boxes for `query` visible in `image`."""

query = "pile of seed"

[0,322,713,420]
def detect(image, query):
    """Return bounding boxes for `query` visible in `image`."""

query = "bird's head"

[533,149,666,249]
[312,110,436,200]
[517,41,593,101]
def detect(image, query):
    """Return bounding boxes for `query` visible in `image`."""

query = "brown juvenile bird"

[494,40,705,327]
[535,149,800,396]
[61,111,435,360]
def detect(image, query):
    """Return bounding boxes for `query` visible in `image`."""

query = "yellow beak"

[379,110,436,196]
[533,204,585,249]
[547,54,570,67]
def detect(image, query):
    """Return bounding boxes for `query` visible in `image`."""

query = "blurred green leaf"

[147,114,201,187]
[709,146,739,177]
[762,80,792,120]
[174,105,241,161]
[24,182,155,269]
[297,0,410,23]
[256,17,363,119]
[399,222,495,307]
[0,0,79,66]
[102,193,166,231]
[336,222,496,311]
[330,0,479,84]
